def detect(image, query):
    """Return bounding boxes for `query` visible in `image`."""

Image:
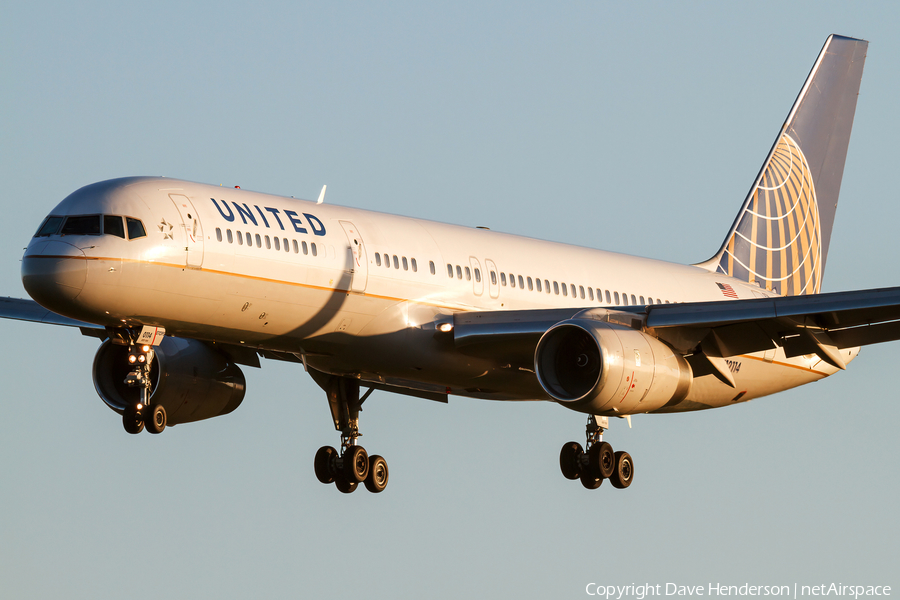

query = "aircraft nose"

[21,240,88,312]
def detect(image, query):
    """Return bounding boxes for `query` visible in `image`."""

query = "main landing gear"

[312,376,389,494]
[559,415,634,490]
[121,343,167,435]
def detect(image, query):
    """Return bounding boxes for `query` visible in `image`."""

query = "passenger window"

[501,273,507,286]
[237,231,244,245]
[536,279,542,292]
[226,229,233,244]
[510,274,516,288]
[104,216,126,239]
[490,271,497,285]
[283,238,289,252]
[545,279,550,294]
[62,215,101,236]
[376,254,382,267]
[292,240,299,253]
[302,241,308,255]
[125,218,146,240]
[402,257,408,271]
[430,261,435,275]
[518,275,524,289]
[631,294,637,305]
[274,236,280,251]
[562,283,568,297]
[456,265,462,279]
[34,216,64,237]
[245,231,251,245]
[255,234,262,248]
[623,294,629,306]
[579,286,585,299]
[265,235,271,249]
[311,243,318,257]
[554,281,559,295]
[465,266,471,281]
[614,292,620,304]
[605,290,611,303]
[571,284,577,297]
[215,227,222,242]
[447,264,453,278]
[475,268,481,283]
[411,258,417,272]
[588,288,594,301]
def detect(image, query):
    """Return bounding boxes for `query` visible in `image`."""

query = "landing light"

[128,355,137,364]
[141,345,150,352]
[438,323,453,333]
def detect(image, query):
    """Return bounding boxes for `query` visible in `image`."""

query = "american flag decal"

[717,282,738,299]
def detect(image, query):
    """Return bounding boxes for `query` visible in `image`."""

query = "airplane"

[1,34,893,494]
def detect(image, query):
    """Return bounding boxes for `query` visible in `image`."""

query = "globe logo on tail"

[717,134,822,296]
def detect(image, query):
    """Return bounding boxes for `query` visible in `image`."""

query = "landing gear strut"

[312,375,389,494]
[559,415,634,489]
[121,342,166,435]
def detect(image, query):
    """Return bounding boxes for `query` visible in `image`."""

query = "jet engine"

[92,337,246,425]
[535,319,692,415]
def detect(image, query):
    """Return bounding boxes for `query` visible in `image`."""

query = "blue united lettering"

[209,198,327,236]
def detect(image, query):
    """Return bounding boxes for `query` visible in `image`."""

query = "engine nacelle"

[535,319,692,415]
[93,337,246,425]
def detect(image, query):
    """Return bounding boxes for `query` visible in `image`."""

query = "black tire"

[589,442,615,479]
[145,404,167,434]
[334,474,358,494]
[343,445,369,483]
[580,468,602,490]
[364,455,389,493]
[610,451,634,489]
[559,441,583,480]
[314,446,337,484]
[122,406,143,434]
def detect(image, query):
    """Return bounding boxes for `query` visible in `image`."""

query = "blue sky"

[1,2,898,598]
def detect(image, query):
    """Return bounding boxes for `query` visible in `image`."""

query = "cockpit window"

[61,215,101,235]
[126,217,146,240]
[34,216,64,237]
[103,215,126,239]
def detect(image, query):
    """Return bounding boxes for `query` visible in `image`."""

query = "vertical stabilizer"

[698,35,867,296]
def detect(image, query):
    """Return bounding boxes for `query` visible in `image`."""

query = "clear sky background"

[2,2,898,599]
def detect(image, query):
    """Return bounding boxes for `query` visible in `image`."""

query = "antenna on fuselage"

[316,185,327,204]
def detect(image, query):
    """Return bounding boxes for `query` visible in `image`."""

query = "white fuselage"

[22,177,855,415]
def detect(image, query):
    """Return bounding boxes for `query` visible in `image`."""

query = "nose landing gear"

[120,343,167,435]
[559,415,634,490]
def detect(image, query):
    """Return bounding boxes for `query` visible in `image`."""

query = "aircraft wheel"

[559,441,583,480]
[145,404,167,434]
[314,446,337,484]
[364,455,389,493]
[122,405,143,435]
[579,469,602,489]
[334,474,358,494]
[589,442,615,479]
[610,451,634,489]
[343,445,369,483]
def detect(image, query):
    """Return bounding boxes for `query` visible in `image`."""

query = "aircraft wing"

[449,286,900,372]
[0,296,104,334]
